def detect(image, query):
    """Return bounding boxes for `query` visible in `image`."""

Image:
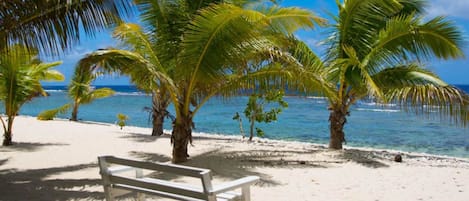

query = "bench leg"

[241,186,251,201]
[207,195,217,201]
[103,185,115,201]
[136,168,146,201]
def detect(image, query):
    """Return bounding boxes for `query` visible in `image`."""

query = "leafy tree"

[0,45,64,145]
[232,112,246,138]
[116,113,129,130]
[240,90,288,141]
[290,0,469,149]
[68,66,115,121]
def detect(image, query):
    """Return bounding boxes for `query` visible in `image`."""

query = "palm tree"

[0,0,133,55]
[291,0,468,149]
[76,23,172,136]
[162,4,324,163]
[68,66,115,121]
[0,45,64,146]
[77,2,325,162]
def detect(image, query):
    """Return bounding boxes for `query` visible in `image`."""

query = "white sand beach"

[0,116,468,201]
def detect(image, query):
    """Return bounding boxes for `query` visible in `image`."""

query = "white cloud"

[64,46,92,60]
[426,0,469,20]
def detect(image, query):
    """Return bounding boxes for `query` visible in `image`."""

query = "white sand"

[0,116,468,201]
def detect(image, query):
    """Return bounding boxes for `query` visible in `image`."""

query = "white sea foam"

[44,89,66,92]
[360,102,397,107]
[356,108,400,113]
[114,92,148,96]
[306,96,327,100]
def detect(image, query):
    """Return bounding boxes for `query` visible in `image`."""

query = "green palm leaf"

[0,0,133,54]
[37,104,71,121]
[0,45,63,145]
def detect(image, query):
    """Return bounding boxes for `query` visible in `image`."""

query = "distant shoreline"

[13,115,469,161]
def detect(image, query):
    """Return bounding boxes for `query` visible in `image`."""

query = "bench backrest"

[98,156,214,198]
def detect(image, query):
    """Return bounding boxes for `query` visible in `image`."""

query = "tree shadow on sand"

[119,133,160,143]
[0,163,103,200]
[0,158,8,167]
[0,142,69,152]
[338,149,390,168]
[130,149,329,187]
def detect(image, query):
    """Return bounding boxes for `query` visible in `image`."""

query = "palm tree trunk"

[71,102,79,121]
[2,116,14,146]
[329,108,347,149]
[152,111,165,136]
[171,113,193,163]
[151,94,168,136]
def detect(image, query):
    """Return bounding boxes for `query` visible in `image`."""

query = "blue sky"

[45,0,469,86]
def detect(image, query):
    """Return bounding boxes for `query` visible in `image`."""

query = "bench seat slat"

[103,156,208,178]
[113,184,205,201]
[109,175,207,200]
[210,176,260,194]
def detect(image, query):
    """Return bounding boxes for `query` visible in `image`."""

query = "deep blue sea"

[15,85,469,158]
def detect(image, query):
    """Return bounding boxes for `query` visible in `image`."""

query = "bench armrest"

[209,176,259,194]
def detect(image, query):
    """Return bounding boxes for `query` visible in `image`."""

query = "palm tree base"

[171,119,192,163]
[2,136,12,146]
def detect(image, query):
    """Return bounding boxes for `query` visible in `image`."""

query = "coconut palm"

[68,66,115,121]
[0,45,64,146]
[0,0,133,55]
[77,23,172,136]
[77,1,325,162]
[160,4,324,163]
[290,0,468,149]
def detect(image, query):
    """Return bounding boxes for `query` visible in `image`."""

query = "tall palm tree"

[0,45,64,146]
[0,0,133,55]
[291,0,468,149]
[161,4,324,163]
[68,66,115,121]
[77,2,325,163]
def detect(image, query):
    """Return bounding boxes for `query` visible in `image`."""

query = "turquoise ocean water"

[14,85,469,158]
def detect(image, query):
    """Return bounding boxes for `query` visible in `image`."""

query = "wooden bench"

[98,156,260,201]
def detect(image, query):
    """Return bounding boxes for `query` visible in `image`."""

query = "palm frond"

[0,45,63,116]
[373,64,447,89]
[181,4,324,111]
[0,0,133,55]
[80,88,115,104]
[364,14,464,74]
[259,5,326,34]
[37,103,71,120]
[386,85,469,126]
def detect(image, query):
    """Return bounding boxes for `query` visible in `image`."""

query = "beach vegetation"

[0,45,64,146]
[76,0,325,163]
[232,112,246,138]
[68,66,115,121]
[161,2,323,163]
[75,25,172,136]
[0,0,133,55]
[240,90,288,141]
[37,103,71,120]
[116,113,129,130]
[291,0,469,149]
